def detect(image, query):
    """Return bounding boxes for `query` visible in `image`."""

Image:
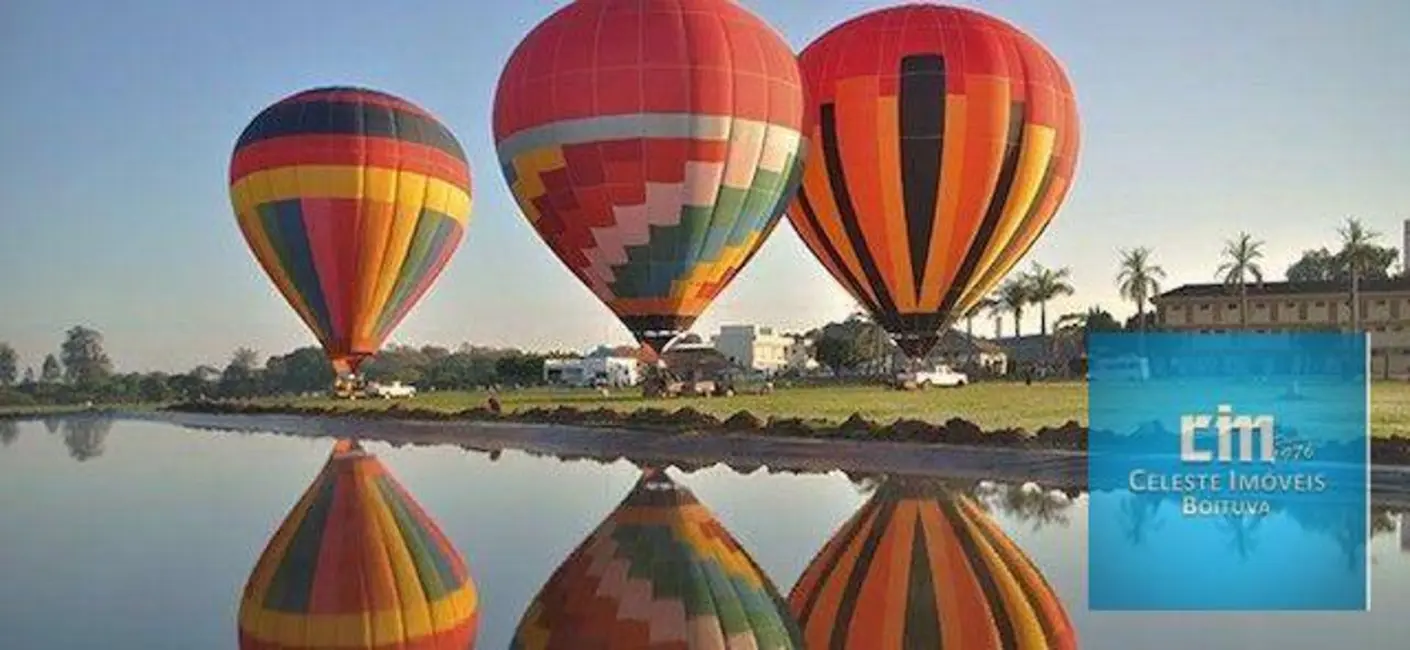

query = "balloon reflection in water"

[790,477,1076,649]
[510,468,803,649]
[238,440,480,650]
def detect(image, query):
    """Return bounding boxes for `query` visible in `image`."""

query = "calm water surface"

[1,418,1407,649]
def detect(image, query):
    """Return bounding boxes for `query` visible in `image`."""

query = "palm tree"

[997,277,1032,338]
[1216,232,1265,329]
[1025,263,1075,336]
[986,297,1005,339]
[966,297,999,339]
[1339,217,1381,332]
[1117,247,1166,335]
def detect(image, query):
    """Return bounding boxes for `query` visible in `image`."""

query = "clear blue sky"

[2,0,1408,373]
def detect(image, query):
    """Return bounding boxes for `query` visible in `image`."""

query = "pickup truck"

[366,381,417,399]
[896,365,969,388]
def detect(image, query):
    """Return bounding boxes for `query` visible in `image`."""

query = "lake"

[1,417,1408,649]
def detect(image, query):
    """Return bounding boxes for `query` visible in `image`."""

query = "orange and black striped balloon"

[788,5,1080,358]
[788,479,1076,649]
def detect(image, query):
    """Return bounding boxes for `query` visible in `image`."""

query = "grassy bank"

[0,402,165,419]
[231,381,1410,438]
[12,380,1410,438]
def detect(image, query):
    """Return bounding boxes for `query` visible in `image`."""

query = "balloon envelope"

[229,87,472,374]
[510,468,803,649]
[789,478,1076,649]
[238,440,479,649]
[787,5,1080,358]
[493,0,807,353]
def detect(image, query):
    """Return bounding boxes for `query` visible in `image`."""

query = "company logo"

[1180,404,1274,463]
[1087,332,1369,611]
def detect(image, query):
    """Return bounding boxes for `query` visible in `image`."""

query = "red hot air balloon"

[787,5,1080,359]
[229,87,473,378]
[493,0,809,354]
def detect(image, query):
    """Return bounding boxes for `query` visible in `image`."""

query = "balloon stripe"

[921,499,993,649]
[864,501,916,648]
[920,94,970,311]
[829,496,899,650]
[305,463,353,616]
[231,136,469,189]
[937,497,1018,649]
[819,106,902,321]
[231,167,470,225]
[959,125,1056,300]
[899,54,947,305]
[235,207,328,349]
[936,104,1025,319]
[933,77,1010,308]
[236,99,464,161]
[364,178,428,337]
[374,218,463,345]
[837,78,909,314]
[256,201,335,348]
[382,473,471,588]
[263,466,338,613]
[345,199,393,352]
[957,145,1061,312]
[242,458,329,612]
[902,519,942,648]
[300,198,353,346]
[374,475,454,602]
[282,88,435,119]
[373,211,446,336]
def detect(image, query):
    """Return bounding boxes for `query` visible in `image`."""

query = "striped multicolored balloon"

[229,87,472,375]
[788,5,1080,358]
[789,478,1077,649]
[510,468,803,649]
[493,0,807,353]
[238,440,479,650]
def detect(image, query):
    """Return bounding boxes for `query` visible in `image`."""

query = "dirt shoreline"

[152,399,1410,466]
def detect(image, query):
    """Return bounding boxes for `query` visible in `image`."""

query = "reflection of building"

[1153,274,1410,378]
[542,352,640,387]
[1400,514,1409,553]
[711,325,792,373]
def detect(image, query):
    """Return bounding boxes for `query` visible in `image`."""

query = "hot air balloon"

[229,87,472,381]
[789,478,1076,649]
[493,0,808,354]
[788,5,1080,358]
[238,439,479,650]
[510,468,803,649]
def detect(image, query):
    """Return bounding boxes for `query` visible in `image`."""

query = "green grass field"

[6,382,1408,438]
[243,380,1410,438]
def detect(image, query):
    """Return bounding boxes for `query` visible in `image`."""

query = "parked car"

[896,364,969,388]
[366,381,417,399]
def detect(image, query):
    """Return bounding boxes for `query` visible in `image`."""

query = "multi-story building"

[1152,277,1410,378]
[711,324,794,374]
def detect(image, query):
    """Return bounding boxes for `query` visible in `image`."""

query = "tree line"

[803,216,1399,376]
[1,217,1396,404]
[0,328,566,407]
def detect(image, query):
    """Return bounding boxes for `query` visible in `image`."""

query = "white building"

[711,325,793,374]
[542,355,640,387]
[785,336,821,374]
